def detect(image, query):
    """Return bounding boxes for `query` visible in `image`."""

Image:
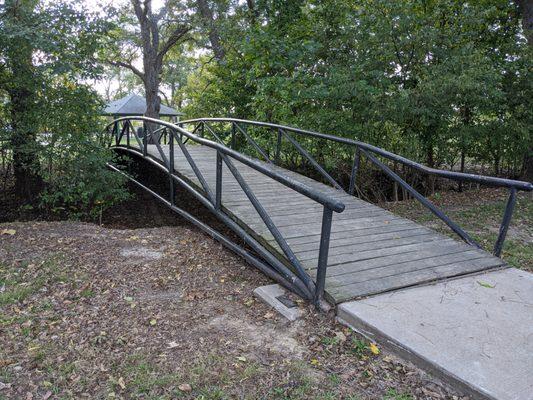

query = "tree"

[106,0,190,119]
[0,0,129,215]
[182,0,530,190]
[196,0,226,62]
[2,0,43,201]
[516,0,533,181]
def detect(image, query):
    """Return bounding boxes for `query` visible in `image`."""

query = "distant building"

[102,94,183,121]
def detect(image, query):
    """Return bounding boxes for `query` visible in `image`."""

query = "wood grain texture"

[146,145,506,304]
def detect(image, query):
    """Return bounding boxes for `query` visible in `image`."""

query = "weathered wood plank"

[328,257,503,302]
[295,231,443,261]
[316,250,488,286]
[144,144,505,304]
[317,243,484,276]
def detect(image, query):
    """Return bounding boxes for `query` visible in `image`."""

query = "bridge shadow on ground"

[103,153,246,248]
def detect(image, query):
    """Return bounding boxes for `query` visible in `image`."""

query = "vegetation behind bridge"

[0,0,531,218]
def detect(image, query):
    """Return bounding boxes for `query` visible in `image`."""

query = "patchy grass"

[0,257,69,307]
[384,188,533,271]
[0,221,461,399]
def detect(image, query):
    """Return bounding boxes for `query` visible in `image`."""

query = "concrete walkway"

[337,268,533,400]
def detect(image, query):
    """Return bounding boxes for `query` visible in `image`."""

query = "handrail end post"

[314,206,334,309]
[493,188,517,257]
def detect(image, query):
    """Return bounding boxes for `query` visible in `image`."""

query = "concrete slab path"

[337,268,533,400]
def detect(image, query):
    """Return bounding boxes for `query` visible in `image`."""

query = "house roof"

[102,94,182,117]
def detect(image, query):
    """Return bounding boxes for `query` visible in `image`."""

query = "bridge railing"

[178,118,533,257]
[105,116,345,307]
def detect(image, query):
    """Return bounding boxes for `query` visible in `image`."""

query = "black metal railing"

[105,116,345,307]
[177,118,532,257]
[106,116,532,307]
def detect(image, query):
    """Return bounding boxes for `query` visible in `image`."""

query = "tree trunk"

[144,66,161,119]
[197,0,226,61]
[6,0,44,202]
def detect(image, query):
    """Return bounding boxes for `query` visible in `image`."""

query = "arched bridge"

[105,117,532,308]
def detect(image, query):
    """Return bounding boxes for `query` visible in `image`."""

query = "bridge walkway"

[146,144,505,304]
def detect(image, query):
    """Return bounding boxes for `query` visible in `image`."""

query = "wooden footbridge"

[105,117,532,308]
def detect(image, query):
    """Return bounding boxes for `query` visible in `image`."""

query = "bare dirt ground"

[0,191,465,399]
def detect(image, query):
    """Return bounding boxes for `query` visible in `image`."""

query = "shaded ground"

[1,218,462,399]
[383,188,532,272]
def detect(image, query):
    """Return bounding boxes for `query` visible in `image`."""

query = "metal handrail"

[179,117,532,257]
[105,116,345,307]
[180,118,533,192]
[110,117,345,213]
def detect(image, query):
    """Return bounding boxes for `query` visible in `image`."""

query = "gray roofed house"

[102,94,182,118]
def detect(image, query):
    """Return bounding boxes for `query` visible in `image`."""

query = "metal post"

[200,121,205,138]
[493,188,517,257]
[126,121,130,147]
[231,123,236,149]
[142,122,148,157]
[275,128,282,165]
[314,206,333,307]
[114,122,119,146]
[169,129,175,206]
[215,151,222,209]
[348,147,360,196]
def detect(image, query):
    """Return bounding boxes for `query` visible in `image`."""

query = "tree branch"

[105,59,145,82]
[156,25,191,64]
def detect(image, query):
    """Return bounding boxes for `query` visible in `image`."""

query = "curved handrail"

[180,118,533,192]
[107,116,345,213]
[178,117,530,256]
[104,116,349,307]
[104,115,527,306]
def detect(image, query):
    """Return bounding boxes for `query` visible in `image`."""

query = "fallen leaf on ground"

[118,377,126,390]
[178,383,192,392]
[335,331,347,342]
[477,281,495,289]
[149,319,157,326]
[236,356,247,362]
[369,343,380,355]
[1,229,16,235]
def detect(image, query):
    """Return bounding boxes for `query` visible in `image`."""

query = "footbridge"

[105,117,532,308]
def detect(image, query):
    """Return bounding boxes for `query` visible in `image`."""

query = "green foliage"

[35,82,131,218]
[0,0,129,218]
[183,0,532,178]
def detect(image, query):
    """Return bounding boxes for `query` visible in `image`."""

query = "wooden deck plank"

[328,257,503,302]
[315,244,486,276]
[144,144,506,304]
[320,251,490,288]
[295,232,443,261]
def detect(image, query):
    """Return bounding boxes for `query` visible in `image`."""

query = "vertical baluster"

[348,147,360,196]
[142,122,148,157]
[231,122,236,149]
[216,151,222,209]
[493,188,517,256]
[275,128,282,165]
[314,206,334,308]
[126,121,130,147]
[114,122,119,146]
[169,129,175,206]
